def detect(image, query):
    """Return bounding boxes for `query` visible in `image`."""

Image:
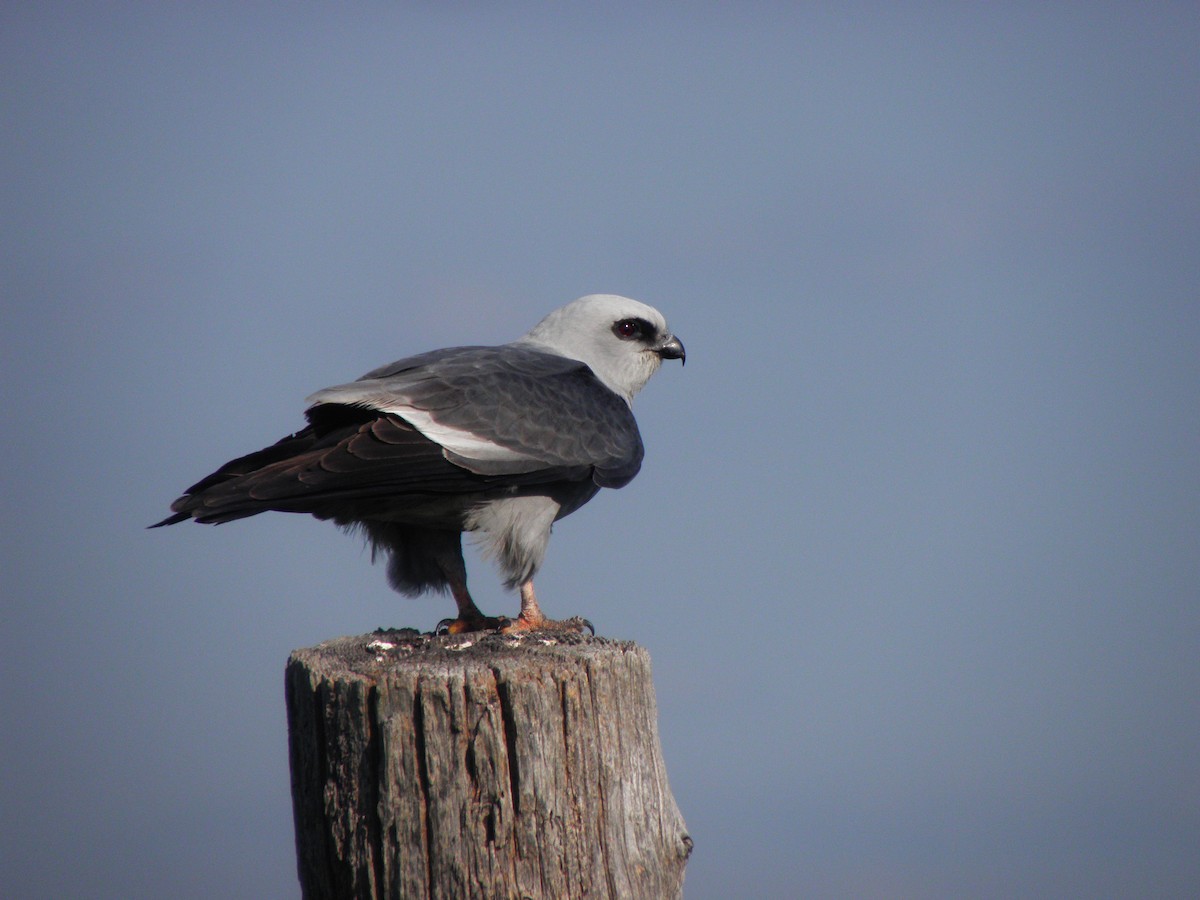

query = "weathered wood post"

[285,629,691,899]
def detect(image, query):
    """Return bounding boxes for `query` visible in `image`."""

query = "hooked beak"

[653,334,686,366]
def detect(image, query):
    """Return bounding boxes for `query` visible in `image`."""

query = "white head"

[516,294,685,402]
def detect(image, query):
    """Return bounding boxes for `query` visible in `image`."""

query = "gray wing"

[154,408,515,526]
[306,345,644,488]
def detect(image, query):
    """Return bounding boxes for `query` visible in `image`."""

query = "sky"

[3,4,1198,898]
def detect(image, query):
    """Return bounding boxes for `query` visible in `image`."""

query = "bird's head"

[517,294,685,402]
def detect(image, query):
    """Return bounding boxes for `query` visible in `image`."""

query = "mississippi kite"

[153,294,685,632]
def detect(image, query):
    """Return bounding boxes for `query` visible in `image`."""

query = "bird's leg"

[435,575,510,635]
[500,580,594,635]
[515,580,547,627]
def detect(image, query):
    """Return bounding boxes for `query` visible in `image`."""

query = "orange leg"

[435,577,509,634]
[499,580,594,634]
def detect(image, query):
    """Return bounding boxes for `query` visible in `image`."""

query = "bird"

[152,294,685,633]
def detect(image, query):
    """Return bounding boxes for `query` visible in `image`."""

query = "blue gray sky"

[3,5,1198,898]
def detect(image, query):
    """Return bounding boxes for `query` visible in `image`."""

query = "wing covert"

[306,346,644,487]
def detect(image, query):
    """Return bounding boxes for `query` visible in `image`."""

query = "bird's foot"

[435,614,511,635]
[499,613,595,636]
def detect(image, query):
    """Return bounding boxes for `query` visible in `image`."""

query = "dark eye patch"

[612,317,654,341]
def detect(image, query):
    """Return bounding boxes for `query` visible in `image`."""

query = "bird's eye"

[613,318,648,340]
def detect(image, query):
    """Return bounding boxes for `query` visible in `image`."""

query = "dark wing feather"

[316,345,645,487]
[153,406,595,527]
[154,345,645,529]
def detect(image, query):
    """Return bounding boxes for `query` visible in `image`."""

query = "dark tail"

[148,404,381,530]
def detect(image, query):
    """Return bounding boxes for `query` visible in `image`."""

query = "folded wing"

[154,346,644,527]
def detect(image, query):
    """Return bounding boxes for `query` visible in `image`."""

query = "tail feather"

[149,404,393,529]
[147,510,191,528]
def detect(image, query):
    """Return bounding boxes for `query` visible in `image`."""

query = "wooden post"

[285,630,691,899]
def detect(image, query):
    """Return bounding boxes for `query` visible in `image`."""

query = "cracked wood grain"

[286,631,691,900]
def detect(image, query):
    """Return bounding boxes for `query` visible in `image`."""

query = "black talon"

[435,614,511,635]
